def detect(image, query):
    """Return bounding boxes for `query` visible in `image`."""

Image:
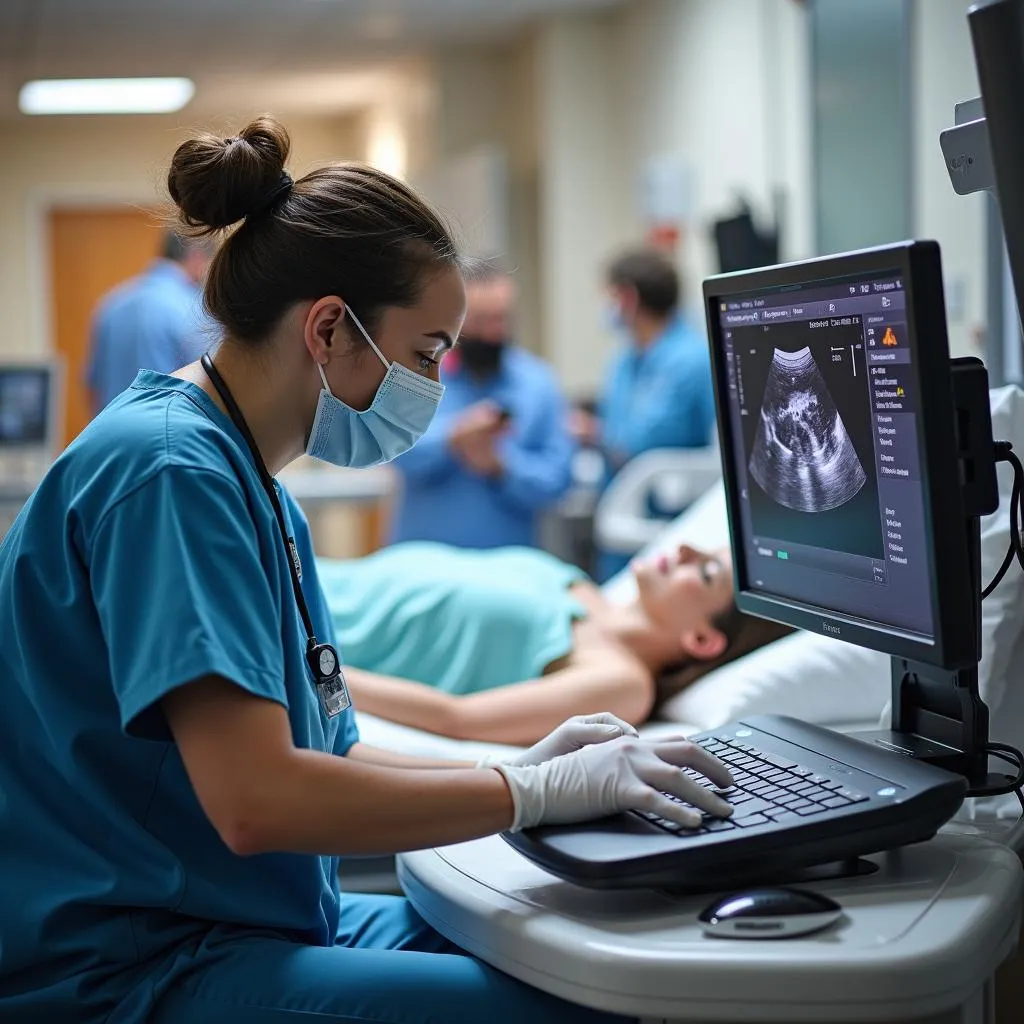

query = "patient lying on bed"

[318,542,790,745]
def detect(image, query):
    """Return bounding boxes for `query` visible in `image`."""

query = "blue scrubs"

[390,347,575,549]
[597,317,716,580]
[0,371,627,1024]
[86,260,213,410]
[599,316,715,465]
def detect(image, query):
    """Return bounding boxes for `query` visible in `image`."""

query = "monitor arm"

[856,359,1013,791]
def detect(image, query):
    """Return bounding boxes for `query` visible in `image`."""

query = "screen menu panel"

[714,271,934,641]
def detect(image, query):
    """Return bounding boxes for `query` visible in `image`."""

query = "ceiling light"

[19,77,195,115]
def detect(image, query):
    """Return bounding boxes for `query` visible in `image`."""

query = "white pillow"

[606,385,1024,733]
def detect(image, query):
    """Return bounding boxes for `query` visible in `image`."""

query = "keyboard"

[503,715,969,891]
[634,734,870,836]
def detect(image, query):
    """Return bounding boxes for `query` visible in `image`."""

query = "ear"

[680,624,727,662]
[303,296,346,365]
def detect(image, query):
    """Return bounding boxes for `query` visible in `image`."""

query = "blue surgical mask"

[305,306,445,468]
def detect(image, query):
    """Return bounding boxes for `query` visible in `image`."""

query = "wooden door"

[49,206,164,447]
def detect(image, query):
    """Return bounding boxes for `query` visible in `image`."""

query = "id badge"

[317,670,351,719]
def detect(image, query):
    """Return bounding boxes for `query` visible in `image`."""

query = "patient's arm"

[345,659,655,746]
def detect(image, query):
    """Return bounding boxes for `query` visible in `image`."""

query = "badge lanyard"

[201,354,350,719]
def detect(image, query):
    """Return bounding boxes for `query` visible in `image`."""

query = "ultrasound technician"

[0,117,733,1024]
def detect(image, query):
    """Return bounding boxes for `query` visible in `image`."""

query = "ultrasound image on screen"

[735,321,884,561]
[748,346,867,513]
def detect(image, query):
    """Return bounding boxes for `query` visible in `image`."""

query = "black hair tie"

[251,172,293,216]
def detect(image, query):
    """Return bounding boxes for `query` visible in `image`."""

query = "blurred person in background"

[86,231,214,414]
[390,264,574,549]
[572,248,716,578]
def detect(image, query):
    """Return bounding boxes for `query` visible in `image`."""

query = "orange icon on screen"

[882,327,898,347]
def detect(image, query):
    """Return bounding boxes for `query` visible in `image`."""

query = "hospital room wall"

[534,0,813,396]
[911,0,987,360]
[428,0,987,395]
[430,0,813,398]
[0,114,362,359]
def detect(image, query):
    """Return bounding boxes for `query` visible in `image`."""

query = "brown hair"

[607,248,680,317]
[167,116,461,344]
[654,606,794,708]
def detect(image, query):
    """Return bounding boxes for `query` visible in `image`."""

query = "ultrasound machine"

[0,362,62,537]
[506,239,1024,892]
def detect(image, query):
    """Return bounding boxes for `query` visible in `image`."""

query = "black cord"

[965,443,1024,815]
[982,442,1024,597]
[968,744,1024,802]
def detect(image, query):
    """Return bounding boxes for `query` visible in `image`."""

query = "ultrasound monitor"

[705,241,984,674]
[502,242,1014,892]
[0,366,54,448]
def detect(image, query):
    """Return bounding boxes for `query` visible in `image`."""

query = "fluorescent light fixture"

[19,77,195,115]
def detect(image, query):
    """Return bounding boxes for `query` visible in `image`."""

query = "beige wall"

[535,0,812,397]
[0,113,360,358]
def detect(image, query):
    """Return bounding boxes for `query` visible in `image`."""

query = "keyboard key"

[758,751,798,770]
[787,799,813,811]
[837,788,868,803]
[808,774,831,785]
[791,766,814,778]
[794,803,827,816]
[733,798,773,818]
[657,818,686,832]
[777,794,806,808]
[734,813,771,828]
[790,781,818,795]
[822,796,851,809]
[759,786,789,801]
[704,818,736,832]
[767,810,801,825]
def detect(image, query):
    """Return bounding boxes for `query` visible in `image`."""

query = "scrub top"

[389,346,575,549]
[86,260,213,411]
[599,315,715,466]
[318,542,588,694]
[0,371,359,1023]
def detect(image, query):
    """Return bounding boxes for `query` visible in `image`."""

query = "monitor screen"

[0,367,52,446]
[709,262,937,648]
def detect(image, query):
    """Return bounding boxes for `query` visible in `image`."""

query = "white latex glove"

[476,713,638,769]
[493,735,734,832]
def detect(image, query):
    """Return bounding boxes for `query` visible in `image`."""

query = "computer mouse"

[698,886,843,939]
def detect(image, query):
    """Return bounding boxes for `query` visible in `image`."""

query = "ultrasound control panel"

[713,271,934,642]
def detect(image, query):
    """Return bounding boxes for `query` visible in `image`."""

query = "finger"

[577,712,639,737]
[642,763,734,818]
[632,787,703,829]
[569,723,628,747]
[651,740,734,788]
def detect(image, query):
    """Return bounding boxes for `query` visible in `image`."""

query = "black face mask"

[458,337,505,377]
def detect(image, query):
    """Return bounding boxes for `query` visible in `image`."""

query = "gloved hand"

[493,735,734,832]
[476,713,638,769]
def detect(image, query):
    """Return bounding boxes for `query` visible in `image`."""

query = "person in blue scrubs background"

[0,116,733,1024]
[389,265,575,549]
[86,231,215,413]
[572,248,716,579]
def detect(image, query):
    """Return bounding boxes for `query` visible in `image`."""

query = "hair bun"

[168,116,291,232]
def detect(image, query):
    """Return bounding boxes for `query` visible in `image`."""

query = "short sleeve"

[89,465,287,741]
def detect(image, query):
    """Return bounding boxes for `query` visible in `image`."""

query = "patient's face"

[632,544,734,641]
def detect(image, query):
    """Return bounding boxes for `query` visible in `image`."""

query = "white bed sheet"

[353,711,879,765]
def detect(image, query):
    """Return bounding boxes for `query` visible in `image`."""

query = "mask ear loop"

[344,306,390,370]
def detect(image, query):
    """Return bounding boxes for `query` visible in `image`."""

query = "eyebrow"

[423,331,455,350]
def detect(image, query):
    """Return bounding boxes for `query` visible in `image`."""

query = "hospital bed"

[345,384,1024,900]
